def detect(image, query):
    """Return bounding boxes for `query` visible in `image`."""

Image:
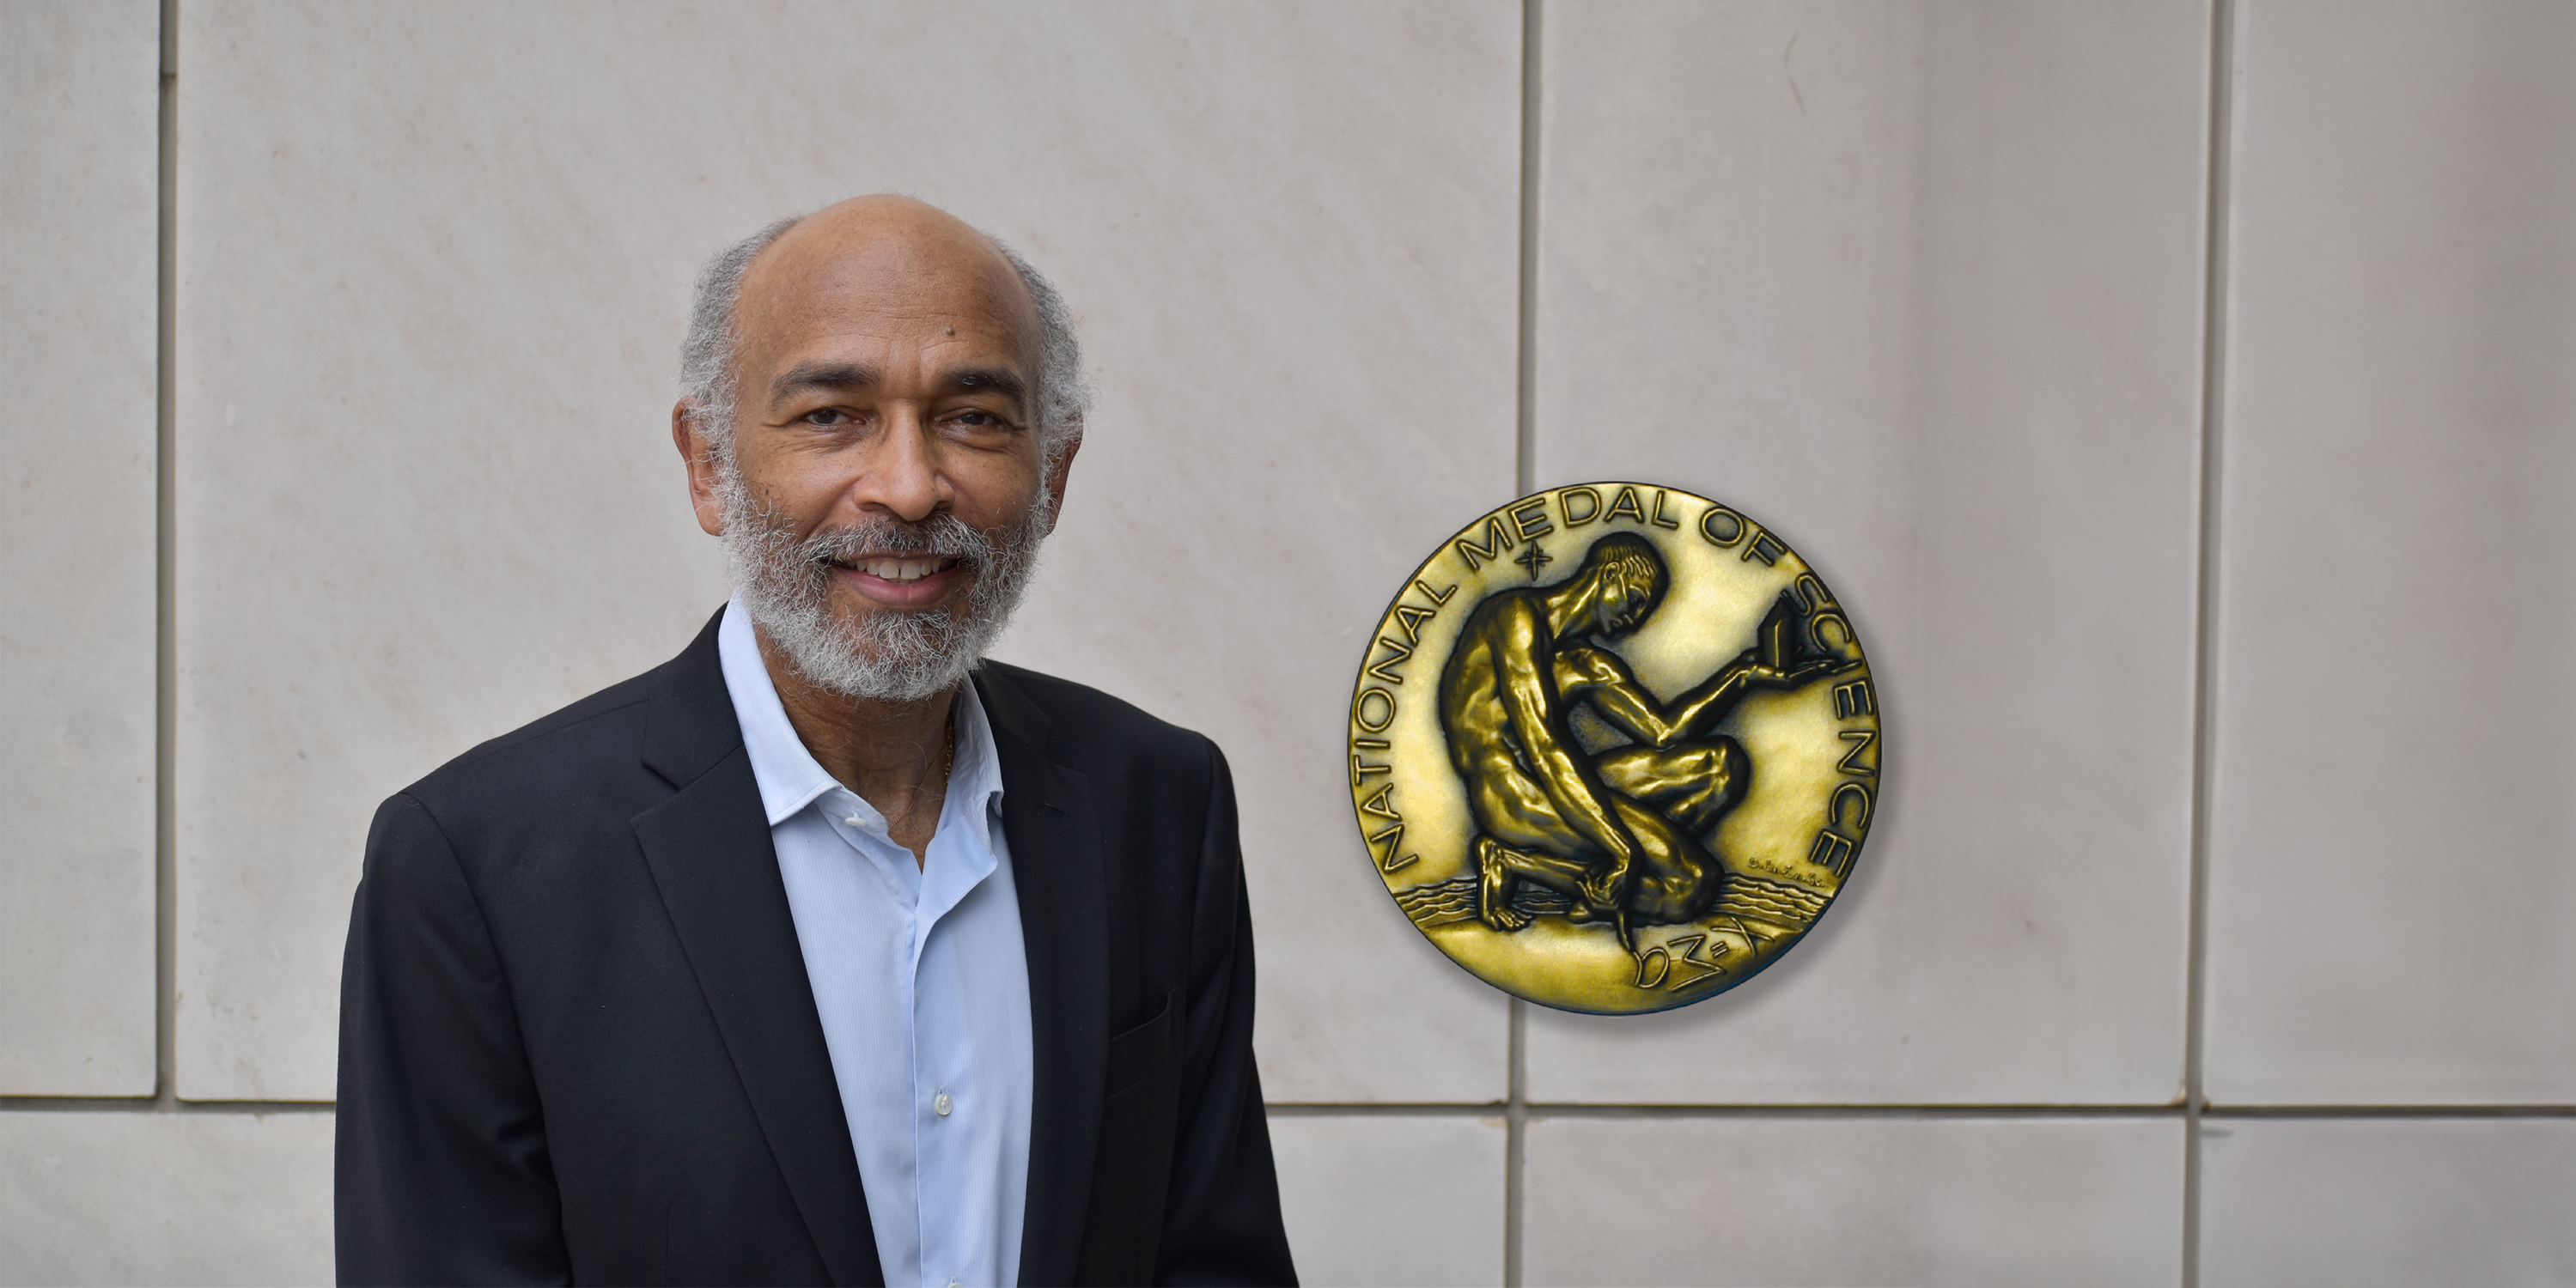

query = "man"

[337,196,1296,1287]
[1437,533,1830,944]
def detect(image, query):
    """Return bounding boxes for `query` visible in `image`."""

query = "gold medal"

[1346,483,1881,1014]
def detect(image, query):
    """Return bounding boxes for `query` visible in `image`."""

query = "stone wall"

[5,3,2571,1283]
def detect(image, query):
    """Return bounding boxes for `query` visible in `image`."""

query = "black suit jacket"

[336,610,1296,1286]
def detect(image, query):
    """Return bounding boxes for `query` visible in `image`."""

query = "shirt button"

[934,1090,953,1117]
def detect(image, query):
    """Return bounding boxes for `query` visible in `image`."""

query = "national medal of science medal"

[1346,483,1883,1014]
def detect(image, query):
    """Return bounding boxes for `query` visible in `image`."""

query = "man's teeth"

[857,557,950,583]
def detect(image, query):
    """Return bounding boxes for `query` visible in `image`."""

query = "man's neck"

[755,628,953,866]
[1540,580,1593,640]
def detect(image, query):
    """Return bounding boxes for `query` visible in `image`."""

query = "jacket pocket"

[1079,987,1183,1285]
[1102,987,1179,1098]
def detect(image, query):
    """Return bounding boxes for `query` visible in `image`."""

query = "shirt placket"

[815,746,1002,1288]
[911,794,986,1288]
[825,787,937,1282]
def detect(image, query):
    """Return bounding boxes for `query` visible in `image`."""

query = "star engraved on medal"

[1513,541,1554,579]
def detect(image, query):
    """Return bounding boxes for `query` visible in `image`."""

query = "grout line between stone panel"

[2201,1103,2576,1119]
[8,1097,2563,1118]
[2182,2,2238,1284]
[1264,1102,2576,1121]
[0,1097,334,1115]
[153,0,180,1115]
[1515,0,1541,502]
[1506,4,1542,1284]
[1504,9,1535,1288]
[1265,1103,2576,1121]
[1503,1004,1527,1288]
[1265,1103,1509,1118]
[1530,1103,2187,1120]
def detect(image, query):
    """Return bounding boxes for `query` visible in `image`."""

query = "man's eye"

[952,410,998,428]
[803,408,850,426]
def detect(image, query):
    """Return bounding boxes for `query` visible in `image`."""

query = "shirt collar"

[716,594,1005,829]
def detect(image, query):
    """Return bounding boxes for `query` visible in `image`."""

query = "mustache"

[788,512,996,574]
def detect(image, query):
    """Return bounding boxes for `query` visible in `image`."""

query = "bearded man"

[336,197,1297,1288]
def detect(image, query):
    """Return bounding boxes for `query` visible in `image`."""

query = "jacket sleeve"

[337,793,571,1286]
[1155,743,1299,1286]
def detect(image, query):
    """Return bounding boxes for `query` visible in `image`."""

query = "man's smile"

[834,554,962,583]
[828,552,971,606]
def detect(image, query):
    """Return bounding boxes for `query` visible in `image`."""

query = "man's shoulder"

[465,678,650,773]
[397,613,728,822]
[977,659,1216,769]
[1460,586,1540,626]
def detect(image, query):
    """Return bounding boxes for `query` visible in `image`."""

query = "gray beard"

[716,464,1052,702]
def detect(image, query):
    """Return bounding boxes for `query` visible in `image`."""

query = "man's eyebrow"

[941,365,1028,404]
[766,361,1027,407]
[770,361,879,403]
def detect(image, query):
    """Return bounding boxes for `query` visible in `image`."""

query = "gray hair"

[678,211,1088,471]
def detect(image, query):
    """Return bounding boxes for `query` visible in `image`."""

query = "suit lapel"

[979,666,1111,1288]
[631,611,883,1287]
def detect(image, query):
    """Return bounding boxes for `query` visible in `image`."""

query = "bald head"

[679,196,1086,467]
[744,196,1032,313]
[739,197,1040,381]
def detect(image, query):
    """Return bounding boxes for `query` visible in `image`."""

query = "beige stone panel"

[0,1109,333,1286]
[1269,1112,1504,1286]
[2200,1117,2576,1286]
[1521,2,2208,1103]
[0,0,160,1094]
[2201,3,2576,1103]
[174,1,1514,1099]
[1523,1114,2182,1286]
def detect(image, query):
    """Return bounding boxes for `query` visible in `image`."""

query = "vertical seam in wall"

[1504,1003,1526,1288]
[155,0,180,1111]
[1515,0,1541,501]
[1505,3,1542,1284]
[2182,0,2237,1282]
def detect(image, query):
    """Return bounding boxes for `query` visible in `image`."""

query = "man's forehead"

[737,201,1038,349]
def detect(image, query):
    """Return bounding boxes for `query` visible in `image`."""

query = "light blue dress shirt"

[718,598,1033,1288]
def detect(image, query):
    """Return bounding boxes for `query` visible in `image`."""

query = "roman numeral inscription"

[1633,931,1727,990]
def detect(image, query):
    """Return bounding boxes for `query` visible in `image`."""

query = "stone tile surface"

[2199,1116,2576,1286]
[0,0,161,1095]
[1523,1114,2181,1286]
[1522,2,2209,1103]
[1269,1113,1505,1286]
[0,1110,334,1286]
[174,0,1514,1100]
[2201,1,2576,1105]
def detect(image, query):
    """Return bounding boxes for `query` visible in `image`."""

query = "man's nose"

[855,409,948,522]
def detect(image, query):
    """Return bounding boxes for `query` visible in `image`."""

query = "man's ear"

[673,400,727,537]
[1040,432,1081,532]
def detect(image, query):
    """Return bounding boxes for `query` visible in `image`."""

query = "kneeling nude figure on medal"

[1438,533,1834,952]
